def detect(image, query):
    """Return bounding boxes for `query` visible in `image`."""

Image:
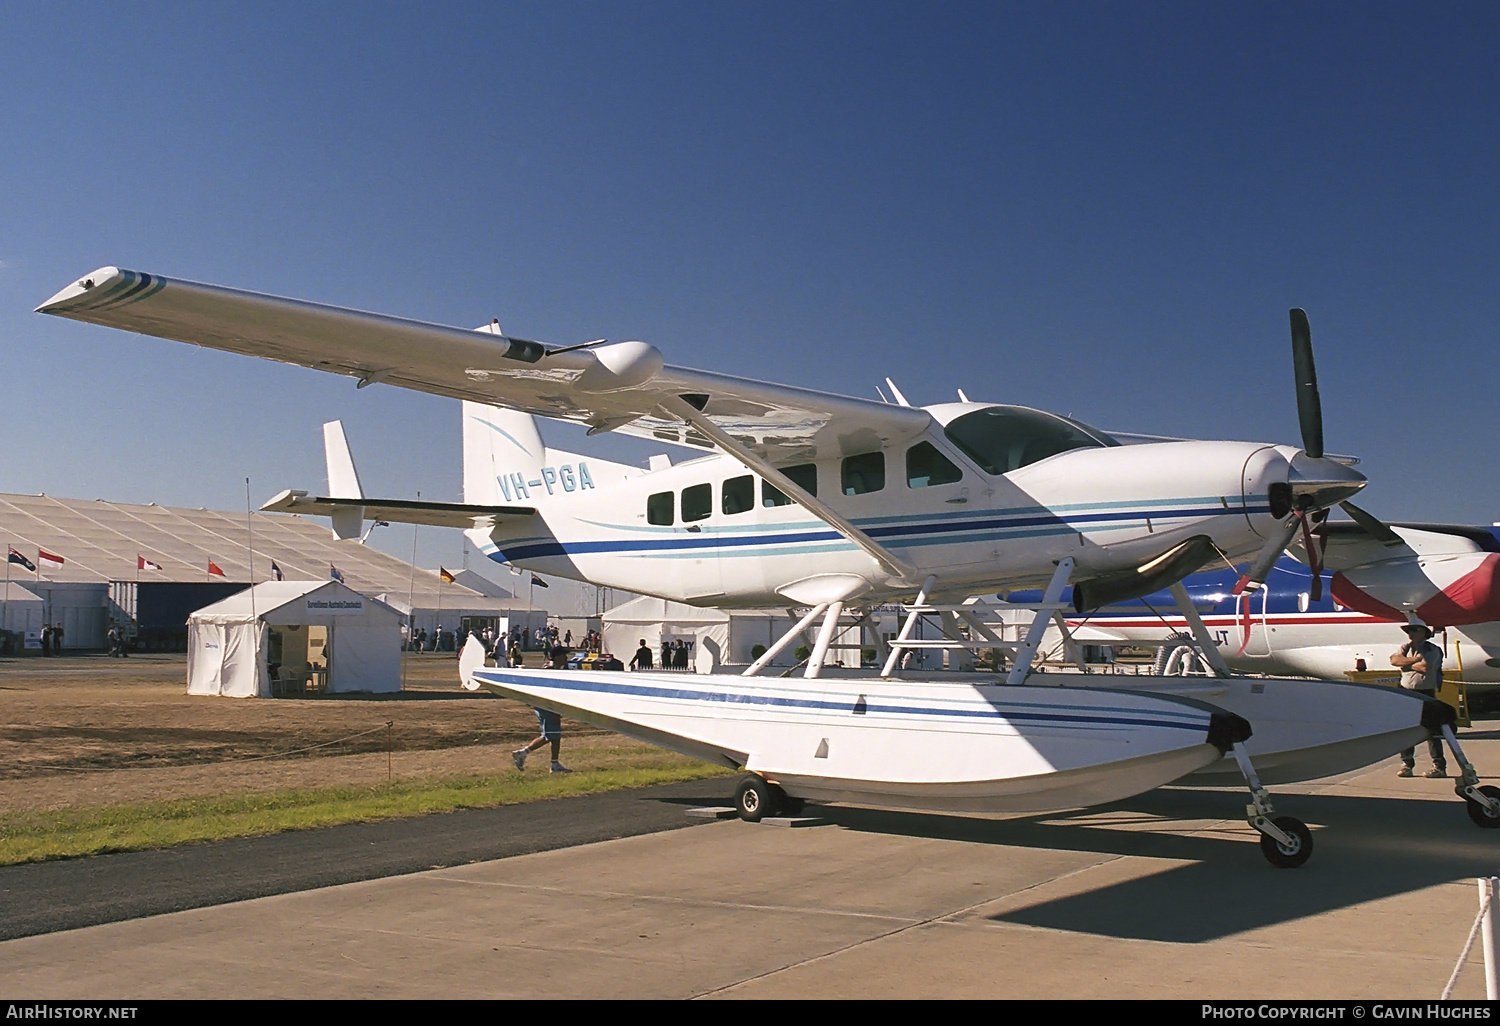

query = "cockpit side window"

[942,407,1118,475]
[906,442,963,488]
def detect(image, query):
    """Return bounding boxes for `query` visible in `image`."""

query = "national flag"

[38,549,64,565]
[208,561,226,578]
[531,574,549,589]
[7,547,36,572]
[439,567,456,584]
[138,555,163,572]
[270,560,284,581]
[329,564,345,583]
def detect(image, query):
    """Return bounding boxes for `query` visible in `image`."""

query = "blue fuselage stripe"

[493,502,1271,563]
[475,670,1210,733]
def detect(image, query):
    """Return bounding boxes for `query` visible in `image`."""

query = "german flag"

[439,567,456,584]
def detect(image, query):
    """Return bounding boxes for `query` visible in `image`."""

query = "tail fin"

[323,421,365,499]
[322,421,366,540]
[463,400,638,505]
[463,401,547,505]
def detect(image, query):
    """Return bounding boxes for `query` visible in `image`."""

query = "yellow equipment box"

[1344,668,1469,727]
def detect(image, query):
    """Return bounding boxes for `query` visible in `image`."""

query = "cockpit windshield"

[942,406,1119,476]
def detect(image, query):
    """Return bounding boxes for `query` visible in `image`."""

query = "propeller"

[1231,309,1364,597]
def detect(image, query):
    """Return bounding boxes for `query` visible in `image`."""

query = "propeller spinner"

[1232,309,1365,599]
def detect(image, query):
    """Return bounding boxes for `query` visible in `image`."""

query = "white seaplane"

[38,267,1497,866]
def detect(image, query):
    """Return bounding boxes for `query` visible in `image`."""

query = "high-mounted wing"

[38,267,932,465]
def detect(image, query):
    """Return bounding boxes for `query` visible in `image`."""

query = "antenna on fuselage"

[957,388,970,403]
[884,377,911,407]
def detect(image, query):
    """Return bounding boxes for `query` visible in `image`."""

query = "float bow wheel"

[1465,785,1500,828]
[1258,815,1313,868]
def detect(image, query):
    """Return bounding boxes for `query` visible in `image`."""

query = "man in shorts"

[513,707,570,773]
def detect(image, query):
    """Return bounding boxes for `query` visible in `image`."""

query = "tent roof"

[0,582,42,603]
[602,595,730,625]
[189,580,398,623]
[0,491,508,609]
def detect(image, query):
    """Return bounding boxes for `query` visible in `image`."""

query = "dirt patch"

[0,652,669,813]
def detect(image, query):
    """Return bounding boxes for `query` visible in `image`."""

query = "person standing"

[630,638,654,672]
[1392,623,1447,778]
[52,623,63,655]
[40,624,51,657]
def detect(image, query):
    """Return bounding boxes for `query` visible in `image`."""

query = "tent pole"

[402,494,419,692]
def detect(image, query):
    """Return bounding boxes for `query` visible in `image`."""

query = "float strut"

[1005,558,1073,685]
[881,576,935,678]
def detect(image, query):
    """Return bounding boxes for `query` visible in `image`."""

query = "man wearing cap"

[1391,623,1447,778]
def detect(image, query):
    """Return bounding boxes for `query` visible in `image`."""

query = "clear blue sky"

[2,2,1496,576]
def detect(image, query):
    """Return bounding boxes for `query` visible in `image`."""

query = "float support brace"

[1006,558,1074,685]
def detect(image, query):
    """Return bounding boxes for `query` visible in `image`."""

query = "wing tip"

[36,266,129,314]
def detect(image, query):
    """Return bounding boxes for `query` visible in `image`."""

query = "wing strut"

[658,395,917,583]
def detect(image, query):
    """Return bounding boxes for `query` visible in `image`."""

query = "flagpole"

[245,478,256,625]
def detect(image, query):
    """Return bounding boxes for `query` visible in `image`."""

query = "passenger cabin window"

[841,452,885,495]
[647,491,674,526]
[942,406,1118,476]
[906,442,963,488]
[762,463,818,506]
[722,475,754,515]
[681,483,712,523]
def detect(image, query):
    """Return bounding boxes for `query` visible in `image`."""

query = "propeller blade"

[1232,513,1302,596]
[1339,500,1405,547]
[1290,308,1323,459]
[1300,513,1323,603]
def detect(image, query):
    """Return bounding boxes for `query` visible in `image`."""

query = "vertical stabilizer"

[322,420,366,540]
[323,421,365,498]
[463,401,547,505]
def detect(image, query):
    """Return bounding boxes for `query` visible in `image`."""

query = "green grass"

[0,760,733,866]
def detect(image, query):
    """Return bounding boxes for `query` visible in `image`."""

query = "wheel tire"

[1258,816,1313,868]
[1466,785,1500,828]
[735,776,777,822]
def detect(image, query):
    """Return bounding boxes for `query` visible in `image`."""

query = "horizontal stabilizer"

[261,489,534,529]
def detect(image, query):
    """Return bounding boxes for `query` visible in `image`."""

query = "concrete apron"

[4,739,1500,999]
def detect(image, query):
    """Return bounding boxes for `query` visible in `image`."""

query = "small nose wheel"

[1258,815,1313,869]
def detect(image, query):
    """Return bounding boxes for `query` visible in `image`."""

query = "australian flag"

[270,560,284,582]
[7,547,35,572]
[329,564,345,583]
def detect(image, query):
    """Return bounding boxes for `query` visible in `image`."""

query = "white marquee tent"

[187,580,402,697]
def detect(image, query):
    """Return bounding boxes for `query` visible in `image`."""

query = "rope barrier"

[1442,878,1494,999]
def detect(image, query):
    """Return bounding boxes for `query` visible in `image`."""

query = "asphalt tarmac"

[0,778,728,941]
